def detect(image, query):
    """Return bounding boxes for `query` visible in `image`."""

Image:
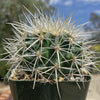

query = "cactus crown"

[1,7,98,98]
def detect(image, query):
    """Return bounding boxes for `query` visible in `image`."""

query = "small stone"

[75,77,81,81]
[59,77,64,82]
[81,68,88,74]
[53,79,56,83]
[40,78,45,81]
[70,76,75,81]
[12,76,18,80]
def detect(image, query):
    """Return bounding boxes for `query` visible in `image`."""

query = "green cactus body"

[10,32,83,78]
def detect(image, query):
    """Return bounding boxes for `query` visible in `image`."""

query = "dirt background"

[0,82,9,95]
[0,75,100,100]
[86,74,100,100]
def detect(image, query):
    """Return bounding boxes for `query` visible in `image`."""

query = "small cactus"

[1,7,99,98]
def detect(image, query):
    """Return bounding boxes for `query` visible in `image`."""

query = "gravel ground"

[86,74,100,100]
[0,75,100,100]
[0,82,9,95]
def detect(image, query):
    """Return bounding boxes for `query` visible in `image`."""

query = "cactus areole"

[1,6,98,100]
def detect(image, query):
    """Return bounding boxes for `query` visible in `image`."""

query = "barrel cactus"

[1,7,98,98]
